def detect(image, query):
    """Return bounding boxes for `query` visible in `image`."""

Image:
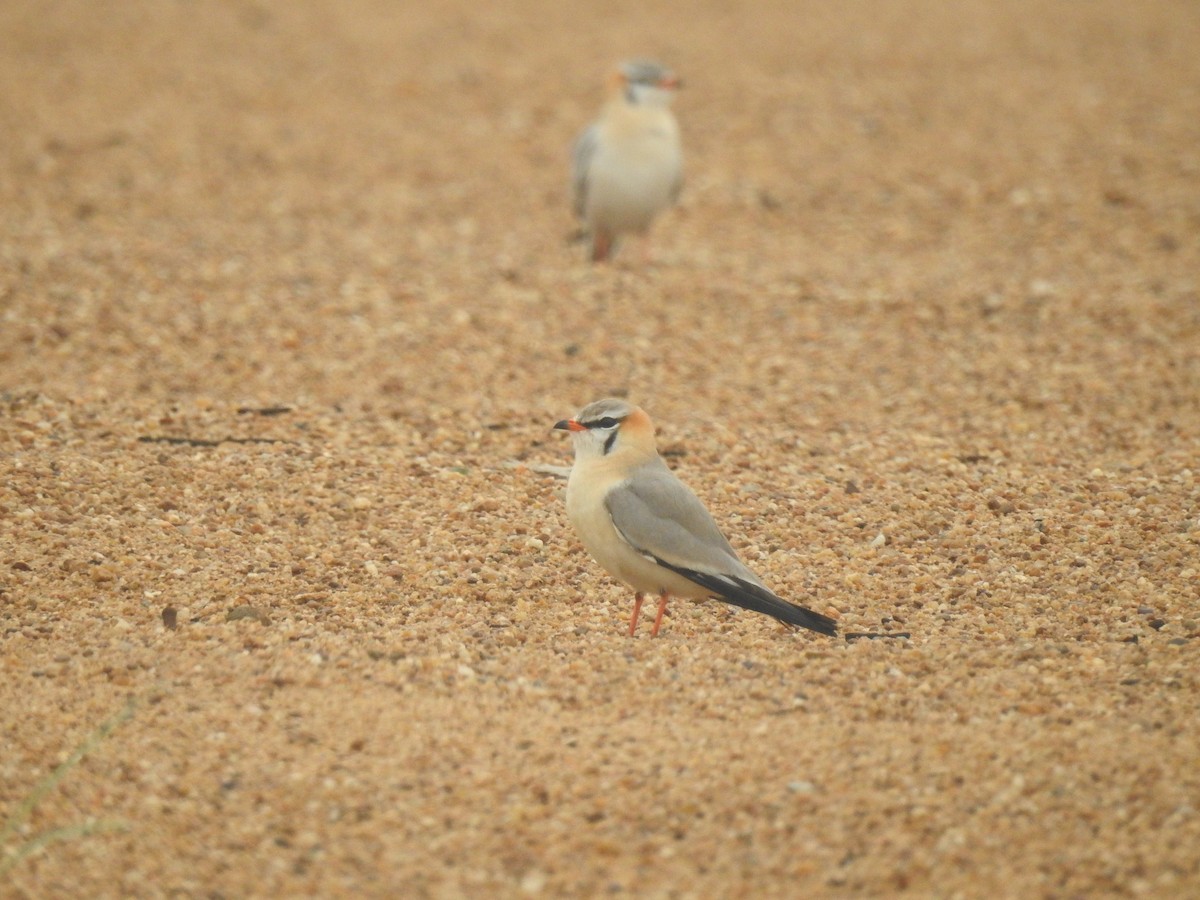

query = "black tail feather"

[654,560,837,637]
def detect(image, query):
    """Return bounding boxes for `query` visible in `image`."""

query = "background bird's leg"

[628,592,644,636]
[591,231,613,262]
[651,591,669,636]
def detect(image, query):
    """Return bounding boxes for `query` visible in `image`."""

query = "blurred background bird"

[571,60,684,263]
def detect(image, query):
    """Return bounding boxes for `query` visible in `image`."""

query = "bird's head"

[554,397,657,462]
[612,59,680,107]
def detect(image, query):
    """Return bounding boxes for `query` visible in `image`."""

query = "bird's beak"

[554,418,586,432]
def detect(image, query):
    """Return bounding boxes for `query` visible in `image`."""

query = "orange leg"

[592,231,613,263]
[628,592,644,636]
[651,591,670,636]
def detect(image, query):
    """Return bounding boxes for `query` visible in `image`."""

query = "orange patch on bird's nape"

[619,407,658,454]
[622,407,653,432]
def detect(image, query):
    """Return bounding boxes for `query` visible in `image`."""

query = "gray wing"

[605,460,747,578]
[607,459,838,636]
[571,122,599,219]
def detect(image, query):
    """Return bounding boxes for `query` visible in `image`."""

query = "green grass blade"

[0,696,138,877]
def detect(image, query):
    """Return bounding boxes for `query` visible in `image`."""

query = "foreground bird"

[554,399,838,637]
[571,59,683,262]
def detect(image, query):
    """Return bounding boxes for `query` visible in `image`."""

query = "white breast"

[564,460,708,599]
[583,108,682,235]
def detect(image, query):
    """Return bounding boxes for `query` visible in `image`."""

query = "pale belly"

[585,140,681,235]
[566,477,708,599]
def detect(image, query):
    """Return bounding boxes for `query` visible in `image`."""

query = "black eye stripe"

[583,416,621,430]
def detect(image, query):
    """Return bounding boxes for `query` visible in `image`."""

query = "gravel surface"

[2,1,1198,896]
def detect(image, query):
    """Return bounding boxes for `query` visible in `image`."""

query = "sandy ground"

[2,1,1199,896]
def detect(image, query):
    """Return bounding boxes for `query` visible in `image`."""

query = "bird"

[554,398,838,638]
[571,59,684,263]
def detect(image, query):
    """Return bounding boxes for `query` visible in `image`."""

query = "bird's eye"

[594,417,619,429]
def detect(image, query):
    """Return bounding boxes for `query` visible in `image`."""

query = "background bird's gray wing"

[571,123,599,218]
[605,462,745,576]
